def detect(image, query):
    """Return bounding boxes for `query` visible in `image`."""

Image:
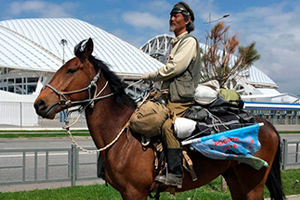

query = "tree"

[200,22,260,89]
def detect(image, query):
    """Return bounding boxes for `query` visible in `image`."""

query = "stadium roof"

[0,18,163,75]
[0,18,277,88]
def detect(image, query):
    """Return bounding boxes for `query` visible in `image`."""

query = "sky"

[1,0,300,95]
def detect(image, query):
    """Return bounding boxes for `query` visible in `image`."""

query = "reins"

[45,70,129,153]
[66,121,129,153]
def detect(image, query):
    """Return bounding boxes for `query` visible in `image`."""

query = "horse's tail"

[265,122,286,200]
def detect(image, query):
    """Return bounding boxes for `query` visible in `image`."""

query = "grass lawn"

[0,169,299,200]
[0,176,231,200]
[0,130,90,138]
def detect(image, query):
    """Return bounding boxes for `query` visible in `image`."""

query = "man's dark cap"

[170,2,194,21]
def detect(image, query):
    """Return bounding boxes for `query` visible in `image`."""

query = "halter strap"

[43,70,125,153]
[45,71,102,107]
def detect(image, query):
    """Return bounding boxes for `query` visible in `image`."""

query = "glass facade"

[0,69,39,94]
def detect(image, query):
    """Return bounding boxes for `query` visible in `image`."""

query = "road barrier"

[282,139,300,170]
[0,141,299,187]
[0,144,98,186]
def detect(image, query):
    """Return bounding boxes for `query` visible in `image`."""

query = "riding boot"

[155,148,183,188]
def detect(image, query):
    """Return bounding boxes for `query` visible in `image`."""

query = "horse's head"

[34,38,101,119]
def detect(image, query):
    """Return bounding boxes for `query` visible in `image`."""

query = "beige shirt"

[149,31,197,82]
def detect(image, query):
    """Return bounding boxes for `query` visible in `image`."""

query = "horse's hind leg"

[223,168,247,199]
[224,165,269,200]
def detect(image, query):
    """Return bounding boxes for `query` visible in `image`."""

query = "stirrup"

[155,174,182,188]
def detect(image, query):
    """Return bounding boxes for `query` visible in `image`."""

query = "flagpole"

[181,123,264,146]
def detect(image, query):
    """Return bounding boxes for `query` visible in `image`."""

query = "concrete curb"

[0,180,105,193]
[265,195,300,200]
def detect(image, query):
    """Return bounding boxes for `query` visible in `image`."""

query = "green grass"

[2,169,300,200]
[278,131,300,134]
[0,177,231,200]
[262,169,300,198]
[280,168,300,196]
[0,130,90,138]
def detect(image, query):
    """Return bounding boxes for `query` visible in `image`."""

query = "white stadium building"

[0,18,299,126]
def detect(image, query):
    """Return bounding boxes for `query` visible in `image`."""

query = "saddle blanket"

[181,123,269,170]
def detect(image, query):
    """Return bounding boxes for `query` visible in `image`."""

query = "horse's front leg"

[121,189,149,200]
[119,170,154,200]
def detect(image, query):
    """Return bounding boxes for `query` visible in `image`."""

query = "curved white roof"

[246,66,277,87]
[0,18,163,74]
[0,18,278,88]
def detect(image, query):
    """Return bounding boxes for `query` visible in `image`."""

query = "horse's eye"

[67,68,77,74]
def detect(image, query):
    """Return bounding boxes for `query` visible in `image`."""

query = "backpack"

[219,88,244,108]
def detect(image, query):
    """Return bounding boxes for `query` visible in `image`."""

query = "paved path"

[286,195,300,200]
[265,195,300,200]
[0,180,104,193]
[275,124,300,131]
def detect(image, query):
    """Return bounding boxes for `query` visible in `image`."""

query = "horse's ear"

[84,38,94,58]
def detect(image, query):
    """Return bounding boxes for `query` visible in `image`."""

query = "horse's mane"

[74,40,136,108]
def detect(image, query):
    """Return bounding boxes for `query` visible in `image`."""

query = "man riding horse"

[34,4,285,197]
[142,1,202,189]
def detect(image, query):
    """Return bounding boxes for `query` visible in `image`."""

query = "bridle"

[45,70,114,129]
[44,69,128,153]
[45,71,114,110]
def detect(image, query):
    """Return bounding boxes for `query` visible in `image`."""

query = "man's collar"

[172,31,188,45]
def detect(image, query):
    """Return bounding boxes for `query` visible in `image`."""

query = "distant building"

[0,18,163,126]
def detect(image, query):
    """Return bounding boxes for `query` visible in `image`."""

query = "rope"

[58,80,125,153]
[204,108,229,132]
[61,83,129,152]
[65,121,129,153]
[127,79,144,88]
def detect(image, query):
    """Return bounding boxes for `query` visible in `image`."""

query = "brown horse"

[34,38,285,200]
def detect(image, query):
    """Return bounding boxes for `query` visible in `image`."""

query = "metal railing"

[0,141,299,187]
[0,144,98,186]
[282,139,300,170]
[250,113,300,125]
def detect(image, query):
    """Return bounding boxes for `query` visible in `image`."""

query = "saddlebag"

[129,100,171,138]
